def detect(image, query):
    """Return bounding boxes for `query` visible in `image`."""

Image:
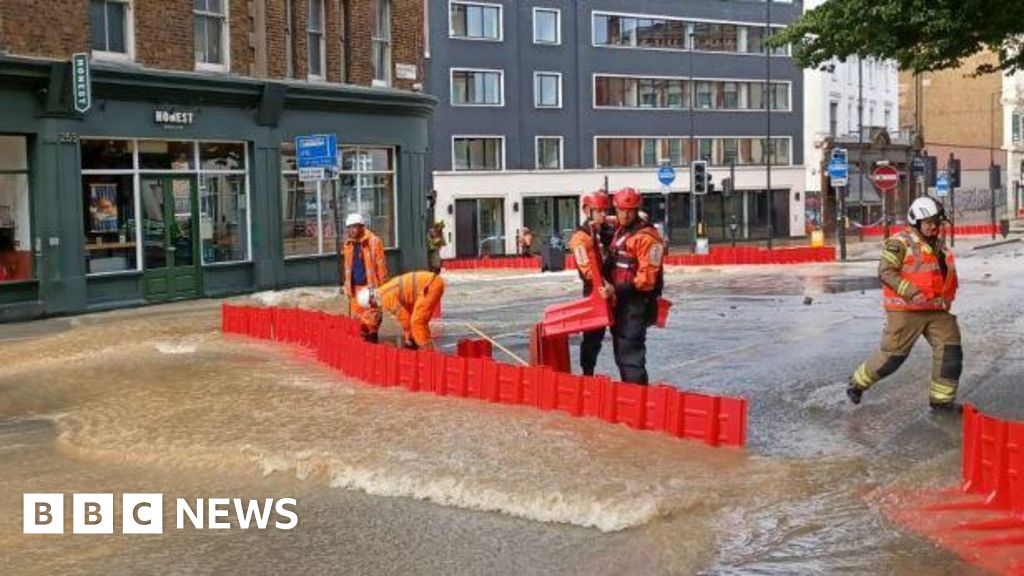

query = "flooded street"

[2,241,1021,574]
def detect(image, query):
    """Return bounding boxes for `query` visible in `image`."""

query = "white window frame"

[532,7,561,45]
[194,0,231,72]
[372,0,392,87]
[448,0,503,42]
[534,71,562,109]
[451,135,506,172]
[591,135,794,169]
[535,136,564,170]
[450,68,505,107]
[307,0,327,81]
[80,138,253,276]
[90,0,135,62]
[591,73,792,113]
[590,11,790,57]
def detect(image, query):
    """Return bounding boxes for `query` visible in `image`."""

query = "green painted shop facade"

[0,57,434,322]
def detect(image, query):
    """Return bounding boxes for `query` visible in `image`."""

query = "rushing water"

[4,255,1007,574]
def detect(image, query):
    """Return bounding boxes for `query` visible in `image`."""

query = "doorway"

[454,198,505,257]
[140,175,200,301]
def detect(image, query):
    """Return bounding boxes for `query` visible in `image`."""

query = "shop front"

[0,58,433,322]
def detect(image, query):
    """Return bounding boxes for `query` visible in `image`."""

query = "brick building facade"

[0,0,434,321]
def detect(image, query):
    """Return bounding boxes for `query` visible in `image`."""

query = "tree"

[771,0,1024,74]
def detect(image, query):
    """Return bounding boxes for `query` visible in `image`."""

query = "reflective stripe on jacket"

[343,230,388,297]
[610,223,665,292]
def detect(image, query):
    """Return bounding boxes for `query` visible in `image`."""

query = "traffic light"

[692,161,708,196]
[990,164,1002,190]
[948,158,961,188]
[721,177,733,196]
[925,156,937,187]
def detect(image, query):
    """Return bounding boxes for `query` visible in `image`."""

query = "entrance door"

[141,176,200,301]
[455,199,478,257]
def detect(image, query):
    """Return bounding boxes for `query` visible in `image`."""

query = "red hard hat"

[613,187,642,210]
[582,190,610,211]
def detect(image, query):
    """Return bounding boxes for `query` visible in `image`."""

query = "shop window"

[0,136,31,283]
[81,174,137,274]
[139,140,195,170]
[200,142,245,171]
[280,145,396,255]
[200,174,248,264]
[194,0,228,68]
[81,139,133,170]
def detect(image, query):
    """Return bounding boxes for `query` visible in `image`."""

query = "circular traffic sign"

[658,166,676,186]
[871,165,901,191]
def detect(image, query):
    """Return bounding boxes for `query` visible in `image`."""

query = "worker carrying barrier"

[221,303,748,448]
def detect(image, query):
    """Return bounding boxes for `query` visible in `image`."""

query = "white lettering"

[176,498,203,529]
[207,498,231,529]
[233,499,274,529]
[274,498,298,530]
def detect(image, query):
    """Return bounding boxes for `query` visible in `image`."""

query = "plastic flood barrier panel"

[222,304,748,448]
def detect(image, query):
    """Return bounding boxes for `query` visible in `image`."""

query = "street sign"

[295,134,338,169]
[71,53,91,114]
[299,167,326,182]
[828,154,849,188]
[936,171,950,197]
[871,165,900,191]
[657,165,676,186]
[912,156,925,175]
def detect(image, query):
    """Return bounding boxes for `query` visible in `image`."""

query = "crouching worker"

[357,271,445,350]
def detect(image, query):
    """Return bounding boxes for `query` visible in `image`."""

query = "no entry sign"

[872,165,901,191]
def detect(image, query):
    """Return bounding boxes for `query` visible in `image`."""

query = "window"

[593,13,787,55]
[372,0,391,85]
[450,1,501,41]
[594,75,787,111]
[829,102,838,137]
[281,145,397,255]
[884,108,892,130]
[90,0,131,57]
[534,72,561,108]
[533,8,560,45]
[451,69,503,106]
[308,0,325,79]
[536,137,562,170]
[80,139,251,274]
[194,0,228,68]
[595,137,791,168]
[1013,113,1022,143]
[285,0,295,77]
[198,143,248,264]
[0,136,32,283]
[453,137,503,171]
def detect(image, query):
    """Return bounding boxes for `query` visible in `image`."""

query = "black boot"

[846,383,863,405]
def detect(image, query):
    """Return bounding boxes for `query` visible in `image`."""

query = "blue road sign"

[658,166,676,186]
[936,171,950,197]
[295,134,338,169]
[828,158,849,180]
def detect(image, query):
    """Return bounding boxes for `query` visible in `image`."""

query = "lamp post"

[765,0,773,250]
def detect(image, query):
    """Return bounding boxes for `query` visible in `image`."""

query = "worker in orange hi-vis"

[567,190,615,375]
[357,271,445,350]
[342,213,388,340]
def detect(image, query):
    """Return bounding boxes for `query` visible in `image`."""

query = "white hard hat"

[345,213,365,227]
[356,287,375,309]
[907,197,947,225]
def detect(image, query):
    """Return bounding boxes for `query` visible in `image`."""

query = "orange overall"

[361,271,445,348]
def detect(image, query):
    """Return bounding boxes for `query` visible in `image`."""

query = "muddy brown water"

[0,278,978,575]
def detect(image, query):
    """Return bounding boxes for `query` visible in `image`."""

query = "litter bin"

[541,235,566,272]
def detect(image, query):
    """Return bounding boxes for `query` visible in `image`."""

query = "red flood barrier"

[879,404,1024,575]
[221,304,748,448]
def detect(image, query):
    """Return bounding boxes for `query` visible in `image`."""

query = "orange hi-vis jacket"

[372,271,445,347]
[610,223,665,292]
[343,230,388,298]
[568,223,606,289]
[882,228,958,312]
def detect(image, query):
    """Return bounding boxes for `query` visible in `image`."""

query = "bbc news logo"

[24,494,298,534]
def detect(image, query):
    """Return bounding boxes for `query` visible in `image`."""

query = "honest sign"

[871,165,900,191]
[71,53,91,114]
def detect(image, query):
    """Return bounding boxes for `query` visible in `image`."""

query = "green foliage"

[771,0,1024,74]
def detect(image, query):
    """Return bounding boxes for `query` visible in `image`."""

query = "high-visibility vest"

[609,223,664,292]
[882,229,958,311]
[377,271,439,315]
[343,231,387,297]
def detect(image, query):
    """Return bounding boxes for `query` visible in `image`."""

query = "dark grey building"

[427,0,805,257]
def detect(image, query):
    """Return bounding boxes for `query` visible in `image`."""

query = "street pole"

[838,183,847,261]
[688,31,697,249]
[991,93,998,240]
[949,152,957,248]
[857,57,865,243]
[765,0,773,250]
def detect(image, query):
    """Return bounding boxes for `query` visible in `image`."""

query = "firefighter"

[357,271,445,350]
[568,190,615,376]
[847,196,962,411]
[607,188,665,385]
[343,213,388,342]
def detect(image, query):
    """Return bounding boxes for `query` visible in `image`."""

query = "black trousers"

[612,288,652,385]
[580,327,605,376]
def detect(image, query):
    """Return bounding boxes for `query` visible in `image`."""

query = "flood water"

[3,243,1021,575]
